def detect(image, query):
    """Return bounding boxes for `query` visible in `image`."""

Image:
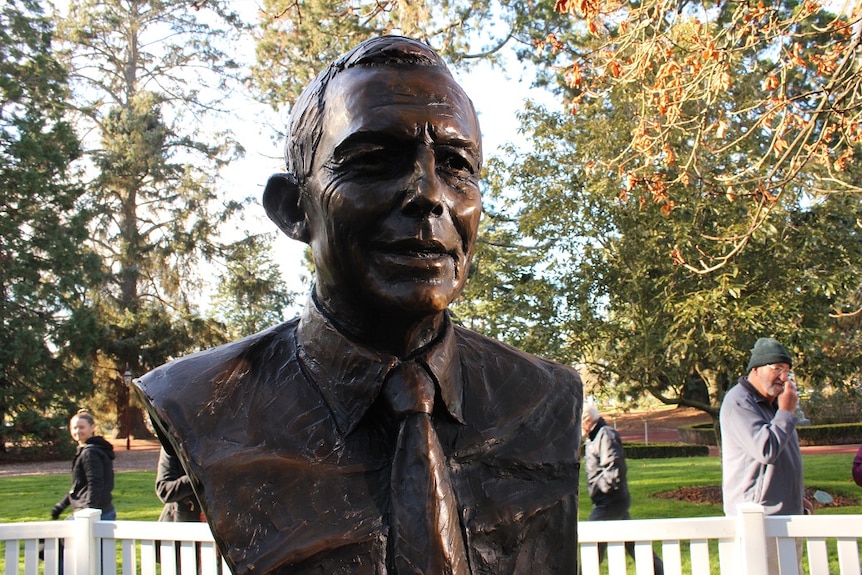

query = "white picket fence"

[579,504,862,574]
[0,509,228,575]
[1,505,861,574]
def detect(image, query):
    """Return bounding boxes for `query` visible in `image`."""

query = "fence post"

[735,503,769,574]
[72,509,101,575]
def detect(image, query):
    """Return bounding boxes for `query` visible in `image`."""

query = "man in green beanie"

[720,337,812,573]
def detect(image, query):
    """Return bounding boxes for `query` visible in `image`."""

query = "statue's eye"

[437,148,477,179]
[334,142,408,180]
[352,149,391,176]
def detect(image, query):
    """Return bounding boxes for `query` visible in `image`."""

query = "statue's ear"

[262,173,310,244]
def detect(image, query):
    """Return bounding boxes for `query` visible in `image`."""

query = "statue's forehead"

[320,66,481,146]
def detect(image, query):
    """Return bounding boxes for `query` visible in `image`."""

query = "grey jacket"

[720,377,804,516]
[584,417,630,510]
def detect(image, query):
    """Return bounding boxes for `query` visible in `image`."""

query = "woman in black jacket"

[51,410,116,520]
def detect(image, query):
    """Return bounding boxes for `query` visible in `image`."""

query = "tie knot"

[382,361,435,416]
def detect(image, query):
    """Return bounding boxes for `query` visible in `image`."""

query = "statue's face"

[304,66,482,319]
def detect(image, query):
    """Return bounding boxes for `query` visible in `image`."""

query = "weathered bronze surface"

[134,36,582,575]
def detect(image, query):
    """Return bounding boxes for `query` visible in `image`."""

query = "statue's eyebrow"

[330,123,480,166]
[426,122,480,157]
[435,135,480,159]
[331,128,415,160]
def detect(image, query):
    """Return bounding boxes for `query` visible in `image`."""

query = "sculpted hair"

[583,403,599,421]
[284,36,457,187]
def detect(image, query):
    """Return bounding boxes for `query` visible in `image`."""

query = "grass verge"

[0,453,858,525]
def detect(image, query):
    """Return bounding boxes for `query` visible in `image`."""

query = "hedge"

[798,423,862,446]
[678,422,862,447]
[622,442,710,459]
[679,423,718,446]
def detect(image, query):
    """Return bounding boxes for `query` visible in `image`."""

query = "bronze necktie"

[382,361,470,575]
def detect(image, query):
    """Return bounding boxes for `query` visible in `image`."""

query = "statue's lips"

[370,239,459,276]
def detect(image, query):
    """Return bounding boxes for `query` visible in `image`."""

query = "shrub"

[677,422,862,447]
[2,410,76,461]
[623,442,710,459]
[679,423,717,446]
[801,387,862,424]
[797,423,862,446]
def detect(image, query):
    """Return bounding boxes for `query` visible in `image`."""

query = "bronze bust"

[134,36,582,575]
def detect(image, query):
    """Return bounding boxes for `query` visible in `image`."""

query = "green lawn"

[0,471,161,523]
[579,453,862,520]
[0,453,859,525]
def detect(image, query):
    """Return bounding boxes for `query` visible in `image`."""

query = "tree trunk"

[129,406,153,439]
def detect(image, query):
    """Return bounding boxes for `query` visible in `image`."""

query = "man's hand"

[777,376,799,413]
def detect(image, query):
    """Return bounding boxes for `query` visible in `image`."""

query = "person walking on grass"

[582,403,664,575]
[51,409,116,521]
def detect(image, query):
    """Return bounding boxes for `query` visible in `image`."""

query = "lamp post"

[123,367,132,451]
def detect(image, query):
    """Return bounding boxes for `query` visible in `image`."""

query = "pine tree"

[211,233,297,338]
[0,0,100,454]
[55,0,248,437]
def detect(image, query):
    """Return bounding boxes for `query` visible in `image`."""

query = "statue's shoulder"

[453,325,582,387]
[136,318,300,404]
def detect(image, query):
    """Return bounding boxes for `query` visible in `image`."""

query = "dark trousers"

[587,504,665,575]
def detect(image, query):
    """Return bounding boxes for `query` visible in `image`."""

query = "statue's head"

[264,36,483,323]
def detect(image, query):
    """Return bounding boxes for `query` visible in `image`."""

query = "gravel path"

[0,439,161,478]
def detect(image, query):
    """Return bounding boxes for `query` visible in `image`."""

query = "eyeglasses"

[766,364,793,378]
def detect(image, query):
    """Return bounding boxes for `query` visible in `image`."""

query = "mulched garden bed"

[654,486,858,509]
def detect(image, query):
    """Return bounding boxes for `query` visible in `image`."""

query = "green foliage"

[211,234,296,338]
[473,0,862,413]
[803,386,862,424]
[797,424,862,446]
[679,422,720,446]
[0,0,100,452]
[681,422,862,447]
[519,0,862,228]
[623,442,710,459]
[452,195,573,361]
